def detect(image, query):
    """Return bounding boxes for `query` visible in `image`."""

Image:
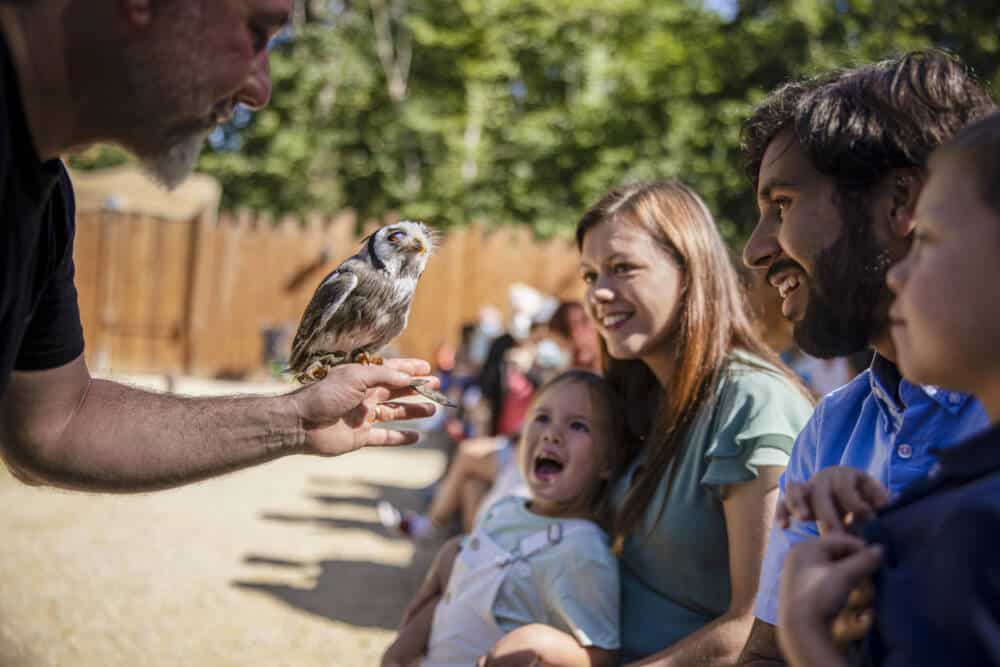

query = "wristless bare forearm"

[626,612,752,667]
[39,379,306,491]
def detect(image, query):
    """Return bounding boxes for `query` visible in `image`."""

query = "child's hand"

[830,576,875,645]
[778,534,882,647]
[777,466,890,534]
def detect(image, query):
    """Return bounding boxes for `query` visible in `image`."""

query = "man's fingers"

[364,428,421,447]
[376,400,437,422]
[352,365,422,390]
[383,358,433,376]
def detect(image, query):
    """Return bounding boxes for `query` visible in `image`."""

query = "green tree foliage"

[72,0,1000,244]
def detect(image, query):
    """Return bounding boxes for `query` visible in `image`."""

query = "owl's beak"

[410,239,426,255]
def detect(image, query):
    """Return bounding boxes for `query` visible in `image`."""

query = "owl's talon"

[351,351,384,366]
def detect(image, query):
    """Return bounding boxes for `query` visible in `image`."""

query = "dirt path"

[0,376,448,667]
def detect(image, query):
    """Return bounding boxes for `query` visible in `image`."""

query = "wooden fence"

[73,209,585,378]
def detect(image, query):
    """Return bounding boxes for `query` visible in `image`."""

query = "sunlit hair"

[575,181,810,544]
[931,110,1000,216]
[741,49,994,217]
[519,369,626,531]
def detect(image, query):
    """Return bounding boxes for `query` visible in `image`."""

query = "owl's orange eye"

[388,230,406,243]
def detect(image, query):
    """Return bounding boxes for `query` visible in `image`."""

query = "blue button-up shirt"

[753,355,990,625]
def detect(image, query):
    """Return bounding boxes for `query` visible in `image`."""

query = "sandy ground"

[0,375,450,667]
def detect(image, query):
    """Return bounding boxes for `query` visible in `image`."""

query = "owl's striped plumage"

[289,221,435,382]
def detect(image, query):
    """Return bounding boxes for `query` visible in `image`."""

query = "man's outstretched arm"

[736,619,786,667]
[0,354,436,492]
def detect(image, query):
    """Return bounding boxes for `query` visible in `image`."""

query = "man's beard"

[793,208,892,359]
[120,39,215,191]
[137,126,212,191]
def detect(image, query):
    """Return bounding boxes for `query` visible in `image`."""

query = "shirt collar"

[868,353,971,422]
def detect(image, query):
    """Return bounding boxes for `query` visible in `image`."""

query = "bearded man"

[736,49,996,665]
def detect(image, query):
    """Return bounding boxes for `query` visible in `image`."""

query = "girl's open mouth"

[533,455,565,482]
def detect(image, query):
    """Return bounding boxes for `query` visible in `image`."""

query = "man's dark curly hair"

[741,49,995,198]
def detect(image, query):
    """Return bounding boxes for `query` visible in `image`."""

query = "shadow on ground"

[232,434,455,631]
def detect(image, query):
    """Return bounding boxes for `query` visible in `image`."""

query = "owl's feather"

[288,268,359,371]
[287,221,435,377]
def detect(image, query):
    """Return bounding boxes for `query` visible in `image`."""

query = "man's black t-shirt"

[0,32,85,397]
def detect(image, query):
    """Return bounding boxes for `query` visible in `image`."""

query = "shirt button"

[469,538,480,551]
[897,443,913,459]
[949,393,962,405]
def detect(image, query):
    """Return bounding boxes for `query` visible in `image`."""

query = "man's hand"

[292,358,439,457]
[777,466,890,534]
[778,534,882,665]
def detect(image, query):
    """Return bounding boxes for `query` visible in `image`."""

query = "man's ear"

[120,0,153,28]
[888,168,925,240]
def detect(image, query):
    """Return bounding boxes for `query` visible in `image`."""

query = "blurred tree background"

[71,0,1000,244]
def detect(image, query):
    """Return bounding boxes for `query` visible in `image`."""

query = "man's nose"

[236,54,272,110]
[743,217,781,270]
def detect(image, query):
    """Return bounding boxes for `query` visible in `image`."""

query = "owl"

[288,221,454,406]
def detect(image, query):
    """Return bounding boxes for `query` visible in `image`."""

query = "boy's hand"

[830,576,875,644]
[777,466,890,534]
[779,534,882,641]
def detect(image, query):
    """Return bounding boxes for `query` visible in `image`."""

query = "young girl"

[381,370,624,667]
[777,111,1000,666]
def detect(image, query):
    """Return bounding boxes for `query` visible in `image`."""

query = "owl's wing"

[289,269,360,370]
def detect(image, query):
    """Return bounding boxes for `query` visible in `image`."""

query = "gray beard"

[137,127,212,191]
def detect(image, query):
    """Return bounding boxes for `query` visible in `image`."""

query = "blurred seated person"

[546,301,601,372]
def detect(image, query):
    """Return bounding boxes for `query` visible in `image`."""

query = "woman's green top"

[615,351,814,662]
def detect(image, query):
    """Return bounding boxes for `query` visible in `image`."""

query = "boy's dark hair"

[933,111,1000,216]
[741,49,995,200]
